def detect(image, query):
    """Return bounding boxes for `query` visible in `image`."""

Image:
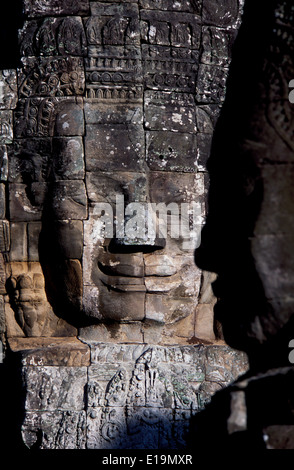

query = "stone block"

[0,110,13,143]
[22,411,87,449]
[19,17,87,57]
[85,124,145,172]
[202,0,243,28]
[14,97,84,138]
[195,304,216,341]
[0,220,10,252]
[86,172,148,204]
[50,181,87,220]
[146,131,197,172]
[197,133,213,171]
[0,253,6,294]
[54,98,85,136]
[144,91,196,133]
[10,222,27,261]
[28,222,42,261]
[142,45,198,93]
[52,137,85,180]
[18,56,85,98]
[14,98,56,138]
[149,171,205,204]
[140,10,201,49]
[195,105,222,133]
[201,26,237,67]
[205,346,249,385]
[0,184,5,219]
[8,138,51,183]
[52,220,83,259]
[0,70,18,110]
[79,322,144,343]
[98,288,145,322]
[196,64,229,103]
[139,0,202,14]
[88,3,140,46]
[0,145,8,181]
[9,183,47,221]
[8,337,90,366]
[23,0,90,17]
[22,366,87,411]
[84,100,143,125]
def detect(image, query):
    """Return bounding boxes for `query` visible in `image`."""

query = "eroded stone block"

[23,0,90,17]
[8,138,51,183]
[22,366,87,411]
[0,70,18,110]
[146,131,197,172]
[22,411,87,449]
[51,220,83,259]
[144,91,196,133]
[88,3,140,46]
[0,145,8,181]
[195,105,221,133]
[202,0,243,28]
[9,183,47,221]
[50,181,87,220]
[18,56,85,98]
[0,110,13,143]
[201,26,237,66]
[52,137,85,180]
[85,124,145,172]
[196,64,229,103]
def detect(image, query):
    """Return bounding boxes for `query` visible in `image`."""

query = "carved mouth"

[97,253,178,293]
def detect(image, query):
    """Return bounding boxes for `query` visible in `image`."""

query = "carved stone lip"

[96,263,177,292]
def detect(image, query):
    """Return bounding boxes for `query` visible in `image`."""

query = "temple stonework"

[1,0,293,451]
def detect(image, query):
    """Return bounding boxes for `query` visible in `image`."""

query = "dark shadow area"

[195,0,290,370]
[191,0,294,450]
[0,1,23,69]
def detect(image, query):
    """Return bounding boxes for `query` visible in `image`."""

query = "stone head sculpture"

[2,0,244,344]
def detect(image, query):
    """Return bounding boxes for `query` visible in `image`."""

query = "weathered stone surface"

[86,172,148,204]
[8,138,51,183]
[28,222,42,261]
[85,123,145,172]
[51,220,83,259]
[140,10,201,49]
[197,133,213,171]
[0,110,13,143]
[54,98,85,136]
[23,0,90,17]
[88,3,140,46]
[144,91,197,133]
[9,222,27,261]
[0,145,8,181]
[8,337,90,366]
[146,131,197,172]
[18,56,85,98]
[202,0,243,28]
[201,27,237,67]
[196,64,229,103]
[22,365,87,410]
[9,183,47,222]
[0,184,5,219]
[84,100,143,125]
[0,220,10,252]
[139,0,202,14]
[79,322,144,343]
[20,17,88,57]
[52,137,85,180]
[195,105,221,133]
[22,411,87,449]
[195,304,216,341]
[50,181,87,220]
[0,70,18,109]
[6,261,77,337]
[14,98,56,137]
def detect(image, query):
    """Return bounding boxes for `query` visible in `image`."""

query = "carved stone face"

[4,0,244,341]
